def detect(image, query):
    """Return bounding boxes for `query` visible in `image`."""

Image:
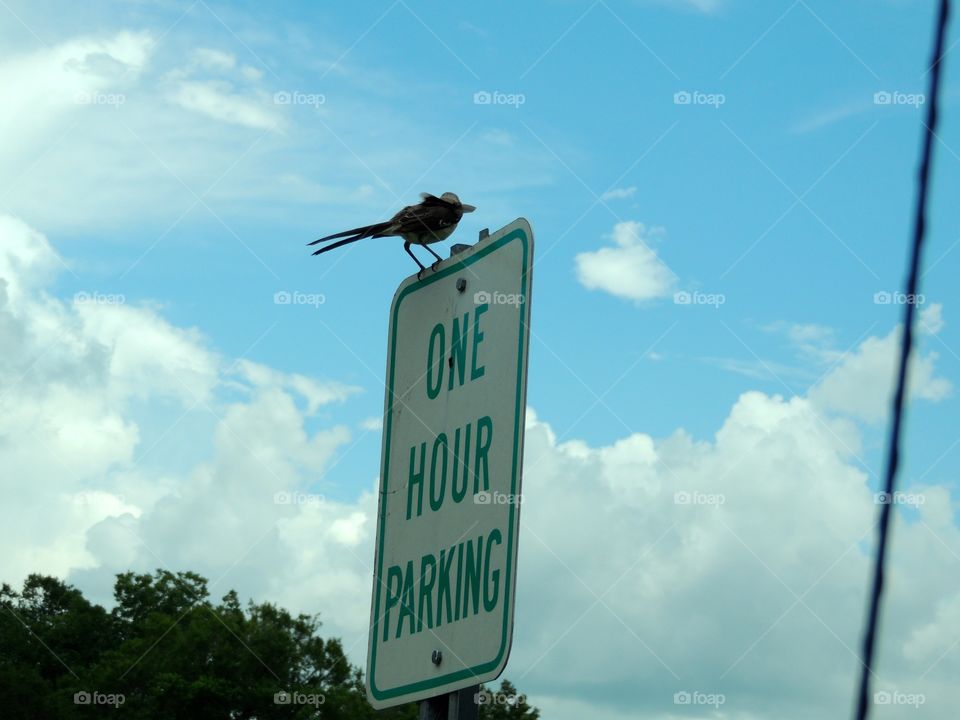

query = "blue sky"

[2,1,960,718]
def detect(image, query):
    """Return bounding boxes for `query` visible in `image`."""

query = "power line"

[853,2,951,719]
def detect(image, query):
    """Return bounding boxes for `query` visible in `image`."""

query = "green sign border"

[368,222,531,703]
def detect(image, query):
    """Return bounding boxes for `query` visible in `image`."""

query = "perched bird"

[308,192,476,277]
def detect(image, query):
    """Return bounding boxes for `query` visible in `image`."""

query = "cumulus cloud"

[575,221,677,302]
[515,394,960,719]
[0,216,357,622]
[810,314,952,423]
[3,214,959,719]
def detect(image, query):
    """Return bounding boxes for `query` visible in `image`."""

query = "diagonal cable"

[853,2,950,718]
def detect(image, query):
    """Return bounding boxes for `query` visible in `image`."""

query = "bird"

[308,192,476,277]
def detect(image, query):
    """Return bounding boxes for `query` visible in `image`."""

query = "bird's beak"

[461,204,476,213]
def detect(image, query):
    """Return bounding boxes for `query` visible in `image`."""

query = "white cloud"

[0,216,349,601]
[921,302,945,334]
[0,215,64,302]
[810,319,952,423]
[192,48,237,72]
[359,416,383,431]
[167,79,280,131]
[790,100,870,134]
[511,391,960,719]
[0,30,153,143]
[575,221,677,302]
[0,34,290,231]
[233,358,361,414]
[164,48,281,131]
[703,355,817,383]
[600,186,637,201]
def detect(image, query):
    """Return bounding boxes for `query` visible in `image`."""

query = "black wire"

[853,2,950,719]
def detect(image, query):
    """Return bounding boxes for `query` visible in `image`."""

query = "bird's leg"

[424,244,444,271]
[404,242,427,280]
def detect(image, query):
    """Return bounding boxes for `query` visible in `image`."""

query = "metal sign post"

[419,684,479,720]
[366,219,534,712]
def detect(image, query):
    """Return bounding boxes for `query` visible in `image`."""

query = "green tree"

[478,679,540,720]
[0,571,537,719]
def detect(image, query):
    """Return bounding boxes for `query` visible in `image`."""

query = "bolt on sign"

[366,219,534,708]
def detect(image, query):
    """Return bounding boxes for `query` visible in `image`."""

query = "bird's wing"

[376,202,460,238]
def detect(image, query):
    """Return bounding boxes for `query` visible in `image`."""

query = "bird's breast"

[405,224,457,245]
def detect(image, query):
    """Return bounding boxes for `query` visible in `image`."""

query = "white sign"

[366,219,533,708]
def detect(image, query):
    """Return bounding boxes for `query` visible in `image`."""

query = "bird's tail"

[311,233,372,256]
[307,221,391,248]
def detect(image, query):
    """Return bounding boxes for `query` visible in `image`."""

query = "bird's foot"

[431,259,442,272]
[416,268,425,281]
